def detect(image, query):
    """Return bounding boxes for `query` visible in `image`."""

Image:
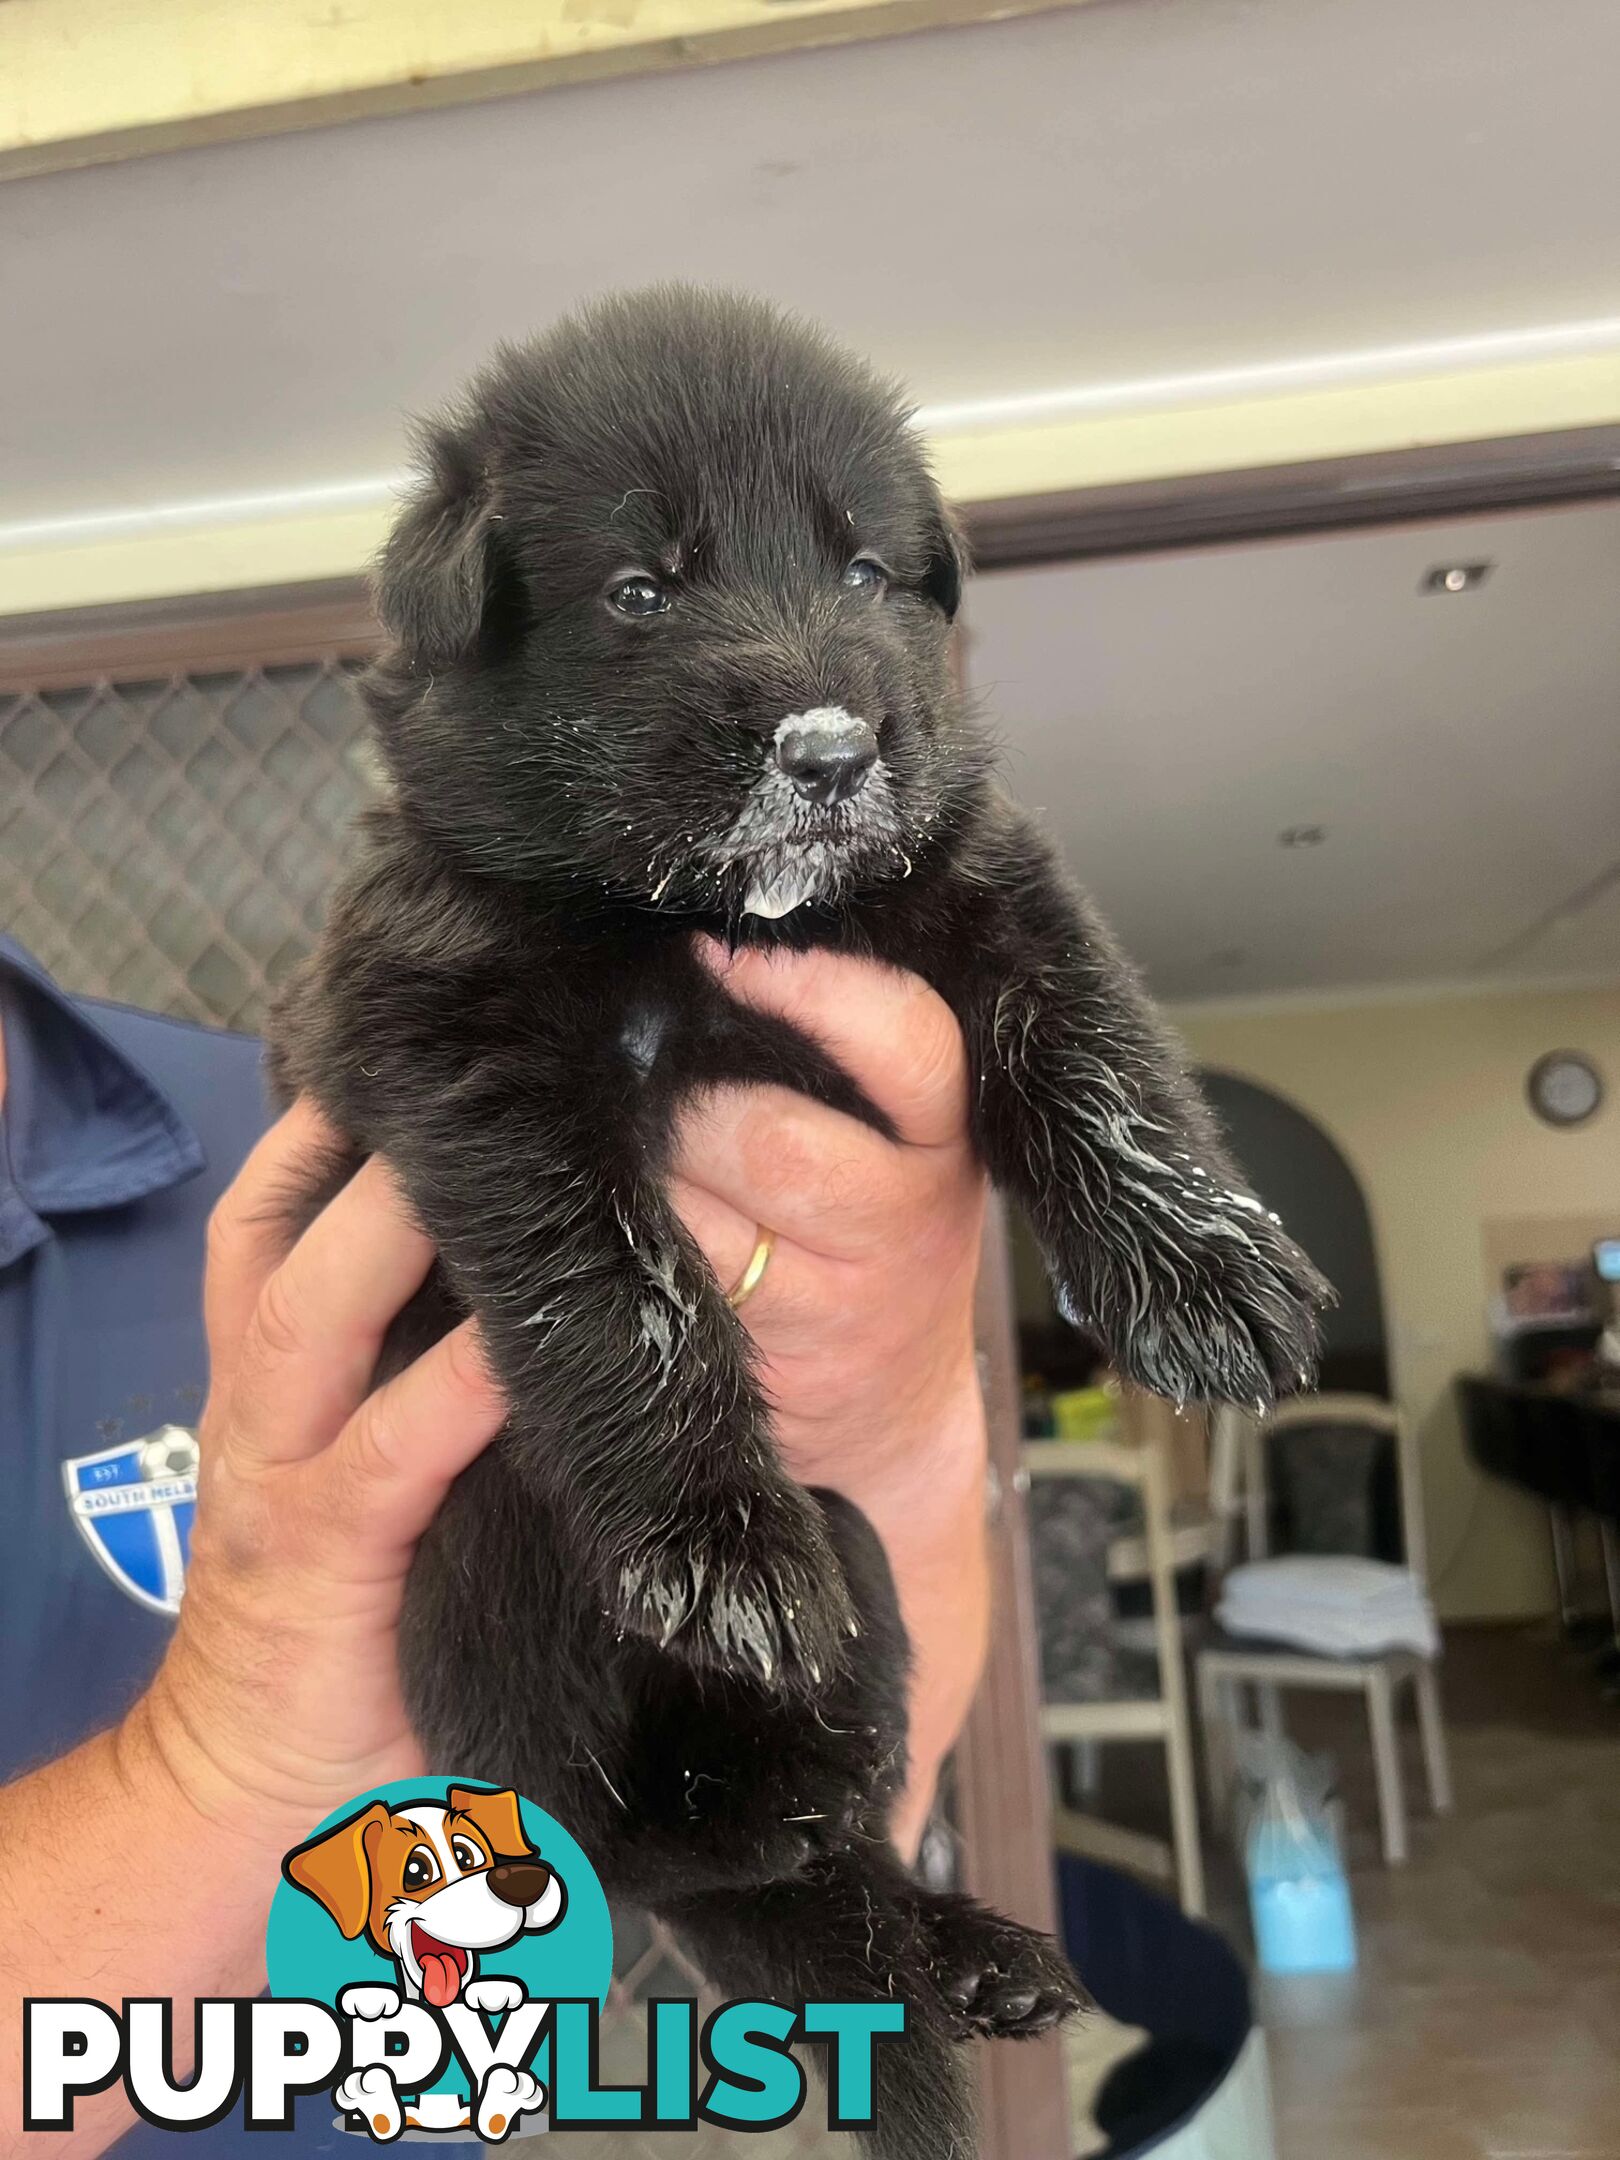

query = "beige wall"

[1176,981,1620,1621]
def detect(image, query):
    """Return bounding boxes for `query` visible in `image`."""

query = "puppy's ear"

[375,422,504,667]
[283,1802,390,1940]
[448,1785,536,1863]
[923,504,968,622]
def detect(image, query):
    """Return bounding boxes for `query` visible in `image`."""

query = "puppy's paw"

[477,2065,544,2142]
[1057,1186,1330,1410]
[338,1984,402,2022]
[918,1898,1088,2040]
[463,1976,526,2016]
[617,1480,854,1688]
[336,2065,404,2142]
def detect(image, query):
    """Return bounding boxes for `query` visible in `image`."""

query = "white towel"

[1218,1557,1439,1658]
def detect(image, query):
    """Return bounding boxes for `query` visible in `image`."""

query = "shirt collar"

[0,937,205,1266]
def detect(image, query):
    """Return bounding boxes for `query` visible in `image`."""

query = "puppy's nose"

[487,1861,551,1908]
[775,711,878,806]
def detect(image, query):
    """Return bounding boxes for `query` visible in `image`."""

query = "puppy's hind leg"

[603,1490,912,1907]
[662,1848,977,2160]
[651,1498,1084,2160]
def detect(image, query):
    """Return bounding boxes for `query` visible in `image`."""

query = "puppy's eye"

[842,558,888,598]
[451,1838,484,1872]
[607,574,670,618]
[402,1846,440,1891]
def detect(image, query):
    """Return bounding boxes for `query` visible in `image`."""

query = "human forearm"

[0,1707,284,2159]
[863,1391,991,1858]
[1,1116,510,2160]
[782,1361,991,1860]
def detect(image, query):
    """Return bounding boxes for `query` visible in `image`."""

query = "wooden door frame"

[958,1200,1073,2155]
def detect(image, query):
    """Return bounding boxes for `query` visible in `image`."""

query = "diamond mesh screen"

[0,660,374,1031]
[0,648,858,2153]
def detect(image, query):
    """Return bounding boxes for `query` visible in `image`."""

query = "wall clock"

[1527,1051,1604,1129]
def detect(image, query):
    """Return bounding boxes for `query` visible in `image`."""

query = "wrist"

[129,1657,309,1867]
[136,1604,409,1860]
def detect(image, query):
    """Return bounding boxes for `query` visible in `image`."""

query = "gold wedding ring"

[726,1228,776,1309]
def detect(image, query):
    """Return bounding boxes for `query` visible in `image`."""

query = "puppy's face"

[367,290,983,916]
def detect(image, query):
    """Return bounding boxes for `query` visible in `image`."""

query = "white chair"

[1195,1395,1453,1865]
[1025,1426,1207,1915]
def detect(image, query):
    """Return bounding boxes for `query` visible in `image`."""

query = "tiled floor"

[1214,1625,1620,2160]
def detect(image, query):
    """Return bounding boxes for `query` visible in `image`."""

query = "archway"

[1198,1069,1389,1398]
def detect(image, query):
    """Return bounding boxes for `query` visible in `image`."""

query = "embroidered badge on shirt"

[62,1425,199,1615]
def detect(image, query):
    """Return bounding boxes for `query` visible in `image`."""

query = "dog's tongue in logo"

[414,1926,467,2008]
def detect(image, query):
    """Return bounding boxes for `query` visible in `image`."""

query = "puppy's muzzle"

[488,1861,552,1908]
[775,710,878,807]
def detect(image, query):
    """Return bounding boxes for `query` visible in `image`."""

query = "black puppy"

[271,287,1327,2158]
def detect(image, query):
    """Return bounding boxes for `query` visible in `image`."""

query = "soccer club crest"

[62,1426,199,1614]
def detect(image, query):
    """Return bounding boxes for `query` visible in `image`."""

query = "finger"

[664,1171,829,1332]
[322,1319,506,1555]
[694,939,968,1150]
[672,1081,915,1263]
[204,1097,348,1395]
[665,1174,759,1291]
[229,1155,438,1466]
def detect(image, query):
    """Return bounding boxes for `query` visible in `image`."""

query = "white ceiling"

[4,0,1617,1003]
[3,0,1620,532]
[964,500,1620,1003]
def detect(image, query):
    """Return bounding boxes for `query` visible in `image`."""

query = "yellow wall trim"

[0,0,1092,182]
[6,345,1619,620]
[938,348,1620,501]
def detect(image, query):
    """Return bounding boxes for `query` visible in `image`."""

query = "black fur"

[270,287,1328,2158]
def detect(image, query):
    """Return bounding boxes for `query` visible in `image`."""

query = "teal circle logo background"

[265,1776,614,2014]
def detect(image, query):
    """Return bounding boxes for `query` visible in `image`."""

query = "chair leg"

[1256,1682,1286,1745]
[1601,1519,1620,1650]
[1549,1503,1580,1633]
[1059,1739,1103,1808]
[1163,1715,1207,1919]
[1195,1660,1232,1818]
[1413,1659,1454,1814]
[1365,1666,1408,1864]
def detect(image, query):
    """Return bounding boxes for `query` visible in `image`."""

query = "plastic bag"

[1235,1733,1357,1974]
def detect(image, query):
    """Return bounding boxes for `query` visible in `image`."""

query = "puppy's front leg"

[275,904,853,1687]
[907,811,1329,1406]
[431,1122,851,1684]
[505,1153,854,1683]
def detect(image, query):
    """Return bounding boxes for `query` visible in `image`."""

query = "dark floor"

[1094,1623,1620,2160]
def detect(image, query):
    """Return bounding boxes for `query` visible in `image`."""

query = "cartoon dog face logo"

[284,1785,567,2008]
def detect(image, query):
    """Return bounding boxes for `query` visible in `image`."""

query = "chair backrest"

[1212,1393,1428,1582]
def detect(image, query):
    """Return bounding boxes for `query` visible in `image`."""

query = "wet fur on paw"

[615,1478,855,1688]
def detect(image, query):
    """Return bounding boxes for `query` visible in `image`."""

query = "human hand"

[138,1100,507,1849]
[670,945,992,1848]
[671,941,988,1507]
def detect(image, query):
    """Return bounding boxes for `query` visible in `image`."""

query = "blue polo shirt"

[0,937,269,1783]
[0,941,355,2153]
